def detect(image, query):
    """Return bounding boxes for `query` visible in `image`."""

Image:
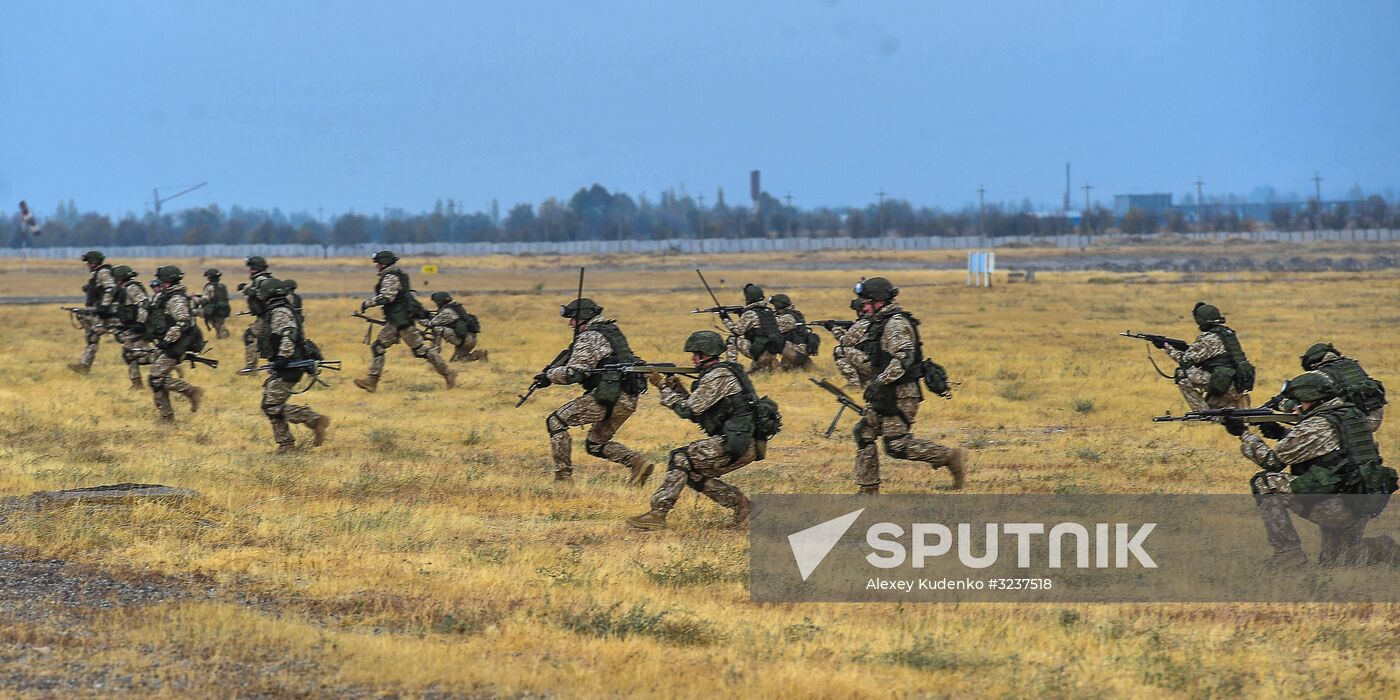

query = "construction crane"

[151,182,208,215]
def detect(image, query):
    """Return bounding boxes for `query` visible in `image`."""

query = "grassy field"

[2,250,1399,697]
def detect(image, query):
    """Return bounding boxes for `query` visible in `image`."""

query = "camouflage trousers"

[435,329,484,362]
[116,329,153,383]
[263,375,324,449]
[205,314,230,339]
[854,396,954,487]
[779,341,813,371]
[649,436,757,516]
[833,346,871,386]
[369,324,451,378]
[726,337,779,372]
[242,317,265,370]
[76,316,111,368]
[149,353,199,420]
[1251,471,1367,565]
[547,392,645,477]
[1177,367,1249,411]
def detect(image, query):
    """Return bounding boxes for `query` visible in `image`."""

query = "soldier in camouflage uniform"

[1163,302,1252,411]
[240,256,275,372]
[110,265,154,390]
[192,269,232,339]
[721,283,783,372]
[769,293,816,371]
[252,279,330,454]
[1227,373,1398,569]
[830,299,872,387]
[628,331,771,530]
[353,251,456,392]
[68,250,117,374]
[1300,343,1386,432]
[426,292,487,362]
[145,266,207,422]
[847,277,966,494]
[536,298,651,484]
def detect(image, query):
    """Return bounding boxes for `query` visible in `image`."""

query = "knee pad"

[853,422,877,449]
[411,344,431,359]
[546,413,569,435]
[370,340,388,357]
[261,401,284,419]
[149,377,164,391]
[584,439,607,458]
[686,474,708,493]
[243,327,257,344]
[86,331,100,344]
[667,447,692,472]
[883,435,911,459]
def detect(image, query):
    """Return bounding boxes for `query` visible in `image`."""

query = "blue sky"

[3,0,1397,218]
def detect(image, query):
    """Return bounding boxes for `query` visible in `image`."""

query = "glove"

[96,305,115,319]
[237,282,248,291]
[533,372,551,387]
[863,380,885,406]
[271,358,290,370]
[1222,417,1246,437]
[1258,422,1290,440]
[360,300,372,311]
[1151,338,1167,349]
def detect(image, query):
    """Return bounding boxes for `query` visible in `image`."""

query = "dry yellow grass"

[1,251,1399,697]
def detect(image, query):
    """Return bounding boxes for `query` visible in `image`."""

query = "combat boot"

[857,483,880,495]
[626,511,668,531]
[1265,548,1309,571]
[187,387,205,413]
[308,415,331,446]
[729,496,751,528]
[628,462,655,487]
[276,444,295,455]
[554,469,573,482]
[130,377,145,391]
[68,363,90,375]
[354,376,379,393]
[946,447,968,490]
[444,368,458,389]
[474,349,488,362]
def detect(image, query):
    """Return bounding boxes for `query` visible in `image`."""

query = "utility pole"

[784,192,795,237]
[876,189,887,237]
[1082,183,1094,234]
[1064,163,1071,212]
[317,206,324,224]
[1194,177,1205,230]
[698,194,706,238]
[977,185,986,236]
[1312,171,1323,231]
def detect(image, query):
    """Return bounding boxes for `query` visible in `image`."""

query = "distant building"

[1113,193,1172,218]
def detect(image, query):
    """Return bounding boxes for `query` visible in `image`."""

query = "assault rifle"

[1119,331,1190,351]
[351,311,385,345]
[1152,408,1300,425]
[130,347,220,369]
[809,377,866,438]
[573,361,701,377]
[516,347,571,408]
[240,359,342,375]
[59,305,97,316]
[694,269,743,320]
[810,319,855,332]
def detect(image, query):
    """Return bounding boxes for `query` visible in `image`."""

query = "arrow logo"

[787,508,864,582]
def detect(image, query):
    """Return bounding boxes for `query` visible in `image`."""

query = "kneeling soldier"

[427,292,487,362]
[848,277,966,493]
[354,250,456,392]
[146,266,206,422]
[1300,342,1386,433]
[256,279,330,453]
[627,331,780,530]
[1229,373,1398,569]
[722,283,784,372]
[110,265,154,390]
[770,293,817,371]
[539,298,651,483]
[1164,301,1254,411]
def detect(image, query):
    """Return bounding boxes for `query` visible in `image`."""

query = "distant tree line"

[8,185,1400,248]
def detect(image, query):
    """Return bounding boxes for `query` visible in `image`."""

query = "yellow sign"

[421,264,439,275]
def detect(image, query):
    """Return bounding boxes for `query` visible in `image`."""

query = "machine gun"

[809,377,867,438]
[351,311,386,344]
[810,319,855,332]
[692,269,744,320]
[1152,408,1300,425]
[573,361,702,378]
[130,347,220,369]
[240,359,342,391]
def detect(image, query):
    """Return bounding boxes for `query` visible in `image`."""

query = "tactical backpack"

[116,282,147,333]
[731,364,782,441]
[578,321,646,404]
[146,290,206,356]
[380,269,429,327]
[204,282,231,319]
[1290,405,1397,516]
[746,306,786,356]
[1202,326,1255,395]
[446,302,481,336]
[1317,359,1387,413]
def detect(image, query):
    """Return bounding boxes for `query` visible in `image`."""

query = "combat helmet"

[80,250,105,264]
[561,297,602,321]
[204,268,222,279]
[768,293,792,309]
[111,265,135,281]
[684,330,726,357]
[1300,343,1338,371]
[372,250,399,265]
[854,276,897,301]
[1285,372,1337,404]
[743,283,765,304]
[1192,301,1225,329]
[244,255,268,271]
[155,265,184,284]
[431,292,453,306]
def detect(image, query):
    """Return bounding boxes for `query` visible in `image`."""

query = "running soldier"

[769,293,817,371]
[240,256,275,372]
[253,279,331,453]
[537,298,651,483]
[426,292,487,362]
[110,265,154,390]
[68,250,117,374]
[1227,373,1399,569]
[353,250,456,392]
[847,277,965,494]
[1300,343,1387,432]
[721,283,784,372]
[145,266,207,422]
[1162,301,1254,411]
[193,269,232,339]
[627,331,780,531]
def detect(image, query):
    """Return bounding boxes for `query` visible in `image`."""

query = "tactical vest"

[257,303,306,361]
[379,269,425,328]
[116,281,146,330]
[204,282,231,318]
[1290,404,1375,484]
[578,321,644,402]
[84,265,112,306]
[245,273,272,315]
[146,289,205,356]
[692,362,756,437]
[857,311,925,386]
[1199,325,1255,394]
[445,302,480,336]
[744,307,785,355]
[779,309,806,343]
[1317,359,1387,413]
